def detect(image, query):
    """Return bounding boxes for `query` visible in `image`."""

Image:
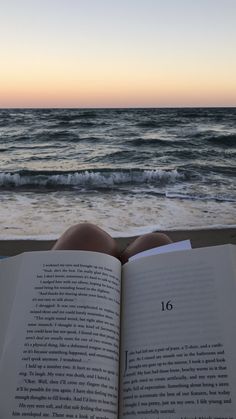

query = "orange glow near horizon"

[1,65,235,108]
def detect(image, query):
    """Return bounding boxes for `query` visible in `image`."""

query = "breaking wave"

[0,169,184,190]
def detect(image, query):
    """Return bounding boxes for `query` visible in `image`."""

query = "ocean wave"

[136,119,181,129]
[36,130,80,141]
[178,163,236,177]
[205,133,236,147]
[0,169,184,190]
[166,191,236,203]
[74,110,98,119]
[128,138,168,147]
[136,120,163,128]
[190,130,236,146]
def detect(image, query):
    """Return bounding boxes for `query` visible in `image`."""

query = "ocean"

[0,107,235,239]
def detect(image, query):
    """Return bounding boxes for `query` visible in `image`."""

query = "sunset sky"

[0,0,236,108]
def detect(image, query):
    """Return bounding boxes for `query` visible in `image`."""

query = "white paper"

[129,240,191,261]
[120,244,236,418]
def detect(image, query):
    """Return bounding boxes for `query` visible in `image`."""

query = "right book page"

[119,244,236,419]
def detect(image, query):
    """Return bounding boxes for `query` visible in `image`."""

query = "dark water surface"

[0,108,235,238]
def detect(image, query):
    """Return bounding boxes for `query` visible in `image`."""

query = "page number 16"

[161,300,173,311]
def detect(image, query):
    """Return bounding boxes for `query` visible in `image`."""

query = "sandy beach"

[0,227,235,257]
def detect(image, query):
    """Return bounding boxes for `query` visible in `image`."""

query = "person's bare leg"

[120,232,172,264]
[52,223,119,257]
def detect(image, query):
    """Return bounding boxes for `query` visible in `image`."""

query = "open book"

[0,243,236,418]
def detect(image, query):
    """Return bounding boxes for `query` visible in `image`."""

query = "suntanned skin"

[52,222,172,263]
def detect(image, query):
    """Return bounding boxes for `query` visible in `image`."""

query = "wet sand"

[0,227,235,256]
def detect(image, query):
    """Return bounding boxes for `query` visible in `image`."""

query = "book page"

[120,245,236,419]
[129,240,191,261]
[0,250,121,419]
[0,254,23,358]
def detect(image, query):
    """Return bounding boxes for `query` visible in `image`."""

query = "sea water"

[0,108,235,238]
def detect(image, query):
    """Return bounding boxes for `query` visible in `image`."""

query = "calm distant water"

[0,108,235,238]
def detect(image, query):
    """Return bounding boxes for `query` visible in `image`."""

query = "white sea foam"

[0,169,183,188]
[165,191,236,202]
[0,188,235,239]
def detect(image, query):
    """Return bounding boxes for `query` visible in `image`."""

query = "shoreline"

[0,227,235,256]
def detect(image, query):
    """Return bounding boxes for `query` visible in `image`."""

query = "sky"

[0,0,236,108]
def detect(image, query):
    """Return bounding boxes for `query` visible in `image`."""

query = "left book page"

[0,250,121,419]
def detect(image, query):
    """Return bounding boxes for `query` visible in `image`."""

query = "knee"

[62,223,104,242]
[54,223,98,244]
[133,232,172,249]
[53,223,119,257]
[120,232,172,263]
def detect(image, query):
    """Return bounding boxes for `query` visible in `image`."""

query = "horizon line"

[0,105,236,110]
